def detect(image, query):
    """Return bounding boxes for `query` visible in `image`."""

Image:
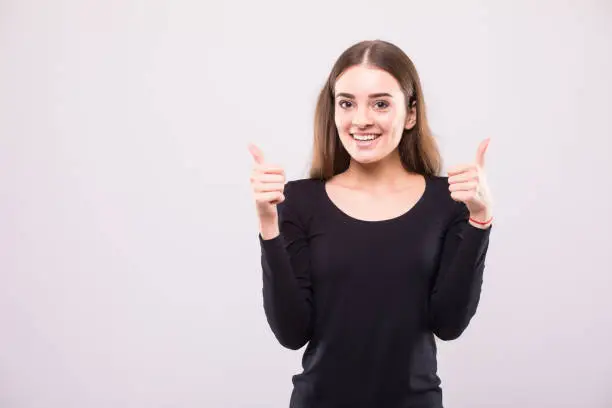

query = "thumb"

[248,143,265,165]
[476,138,490,168]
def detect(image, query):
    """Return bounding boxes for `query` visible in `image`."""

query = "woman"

[248,39,493,408]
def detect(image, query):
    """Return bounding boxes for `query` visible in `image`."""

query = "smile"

[351,133,381,141]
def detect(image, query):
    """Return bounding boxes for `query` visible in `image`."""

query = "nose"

[352,105,372,127]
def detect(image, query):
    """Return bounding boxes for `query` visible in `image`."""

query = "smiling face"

[334,64,416,165]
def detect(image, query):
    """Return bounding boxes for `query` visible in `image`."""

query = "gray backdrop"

[1,0,611,407]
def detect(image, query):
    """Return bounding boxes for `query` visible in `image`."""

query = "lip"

[350,132,382,149]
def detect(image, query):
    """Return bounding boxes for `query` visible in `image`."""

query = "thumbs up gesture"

[447,138,493,227]
[248,143,286,221]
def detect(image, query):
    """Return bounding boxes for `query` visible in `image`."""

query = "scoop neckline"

[321,174,429,225]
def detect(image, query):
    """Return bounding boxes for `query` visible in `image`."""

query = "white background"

[1,0,611,407]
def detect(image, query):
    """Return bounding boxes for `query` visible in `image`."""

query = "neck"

[343,150,419,191]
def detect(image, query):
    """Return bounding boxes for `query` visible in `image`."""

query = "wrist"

[468,212,493,229]
[259,215,280,240]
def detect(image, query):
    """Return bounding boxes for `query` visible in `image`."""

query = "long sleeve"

[259,181,314,350]
[429,201,492,341]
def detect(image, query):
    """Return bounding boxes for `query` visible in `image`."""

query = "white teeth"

[352,134,380,141]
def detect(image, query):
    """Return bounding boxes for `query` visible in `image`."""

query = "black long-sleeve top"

[259,175,491,408]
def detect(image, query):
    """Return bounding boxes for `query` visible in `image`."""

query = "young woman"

[248,39,493,408]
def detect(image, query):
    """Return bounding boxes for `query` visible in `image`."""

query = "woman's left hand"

[447,138,493,227]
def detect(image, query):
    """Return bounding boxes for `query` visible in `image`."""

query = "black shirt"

[259,175,491,408]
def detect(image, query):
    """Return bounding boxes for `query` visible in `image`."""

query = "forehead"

[334,65,402,96]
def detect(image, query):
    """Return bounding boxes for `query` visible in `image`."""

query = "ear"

[404,101,417,130]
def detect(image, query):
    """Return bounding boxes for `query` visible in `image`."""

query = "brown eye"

[374,101,389,109]
[338,100,353,109]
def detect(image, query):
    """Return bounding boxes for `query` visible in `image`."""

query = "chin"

[349,151,385,164]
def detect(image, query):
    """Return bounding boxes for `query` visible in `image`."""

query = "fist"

[447,138,493,224]
[248,143,286,220]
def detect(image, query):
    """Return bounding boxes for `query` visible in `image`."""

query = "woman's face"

[334,65,415,165]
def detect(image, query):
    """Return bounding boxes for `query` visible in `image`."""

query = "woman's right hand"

[248,143,286,223]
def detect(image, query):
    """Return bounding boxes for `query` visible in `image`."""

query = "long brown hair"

[309,40,441,180]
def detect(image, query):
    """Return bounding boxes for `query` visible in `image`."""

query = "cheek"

[378,113,399,133]
[390,112,407,133]
[334,113,350,131]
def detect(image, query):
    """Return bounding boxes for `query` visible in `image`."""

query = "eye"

[374,100,389,109]
[338,100,353,109]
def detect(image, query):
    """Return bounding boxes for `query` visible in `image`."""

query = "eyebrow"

[334,92,393,99]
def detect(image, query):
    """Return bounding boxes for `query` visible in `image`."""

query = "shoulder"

[278,178,324,221]
[425,175,451,201]
[425,175,468,217]
[283,178,324,204]
[285,178,324,193]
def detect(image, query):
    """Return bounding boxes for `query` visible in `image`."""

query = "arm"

[259,181,314,350]
[429,202,492,341]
